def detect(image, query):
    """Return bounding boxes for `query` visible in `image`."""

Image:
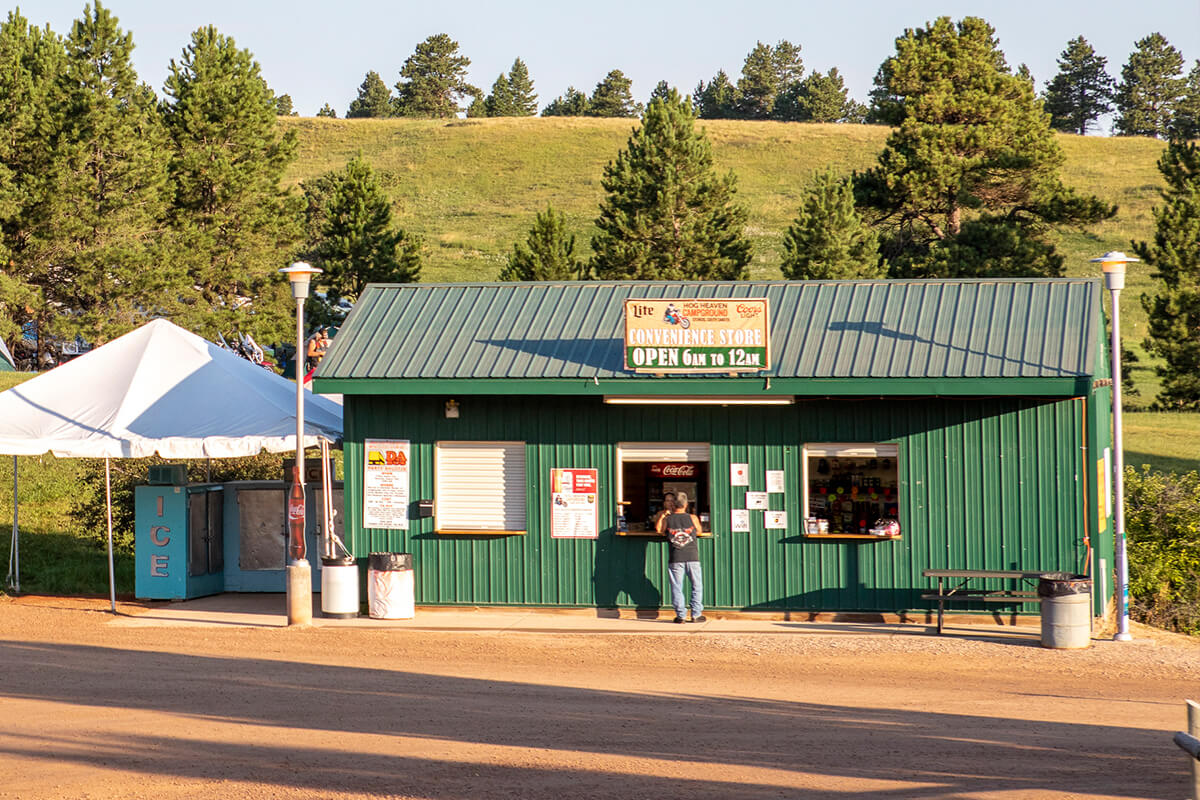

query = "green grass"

[1124,412,1200,475]
[280,117,1171,401]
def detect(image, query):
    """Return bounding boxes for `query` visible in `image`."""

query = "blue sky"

[23,0,1200,128]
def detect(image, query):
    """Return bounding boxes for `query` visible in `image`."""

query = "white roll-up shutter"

[435,441,526,532]
[617,442,712,462]
[804,443,899,459]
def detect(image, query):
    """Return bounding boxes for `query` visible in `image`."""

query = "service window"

[803,443,899,535]
[616,442,711,534]
[435,441,527,534]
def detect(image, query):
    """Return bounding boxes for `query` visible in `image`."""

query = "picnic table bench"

[922,569,1050,634]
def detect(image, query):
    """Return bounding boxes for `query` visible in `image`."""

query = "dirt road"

[0,596,1197,799]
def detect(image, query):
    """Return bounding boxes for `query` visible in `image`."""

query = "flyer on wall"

[745,491,769,510]
[766,469,786,494]
[731,509,750,532]
[765,510,788,530]
[551,468,599,538]
[363,439,410,530]
[731,462,750,486]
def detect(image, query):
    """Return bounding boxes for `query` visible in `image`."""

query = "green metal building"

[314,279,1115,617]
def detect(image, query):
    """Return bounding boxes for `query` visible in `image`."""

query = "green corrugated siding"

[342,395,1091,612]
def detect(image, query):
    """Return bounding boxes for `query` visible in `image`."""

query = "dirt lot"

[0,596,1197,800]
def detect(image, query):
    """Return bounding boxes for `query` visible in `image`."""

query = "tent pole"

[105,458,116,614]
[6,455,17,593]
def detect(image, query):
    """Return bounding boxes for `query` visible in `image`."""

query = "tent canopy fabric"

[0,318,342,458]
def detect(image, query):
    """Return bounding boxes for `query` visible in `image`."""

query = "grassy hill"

[280,116,1170,400]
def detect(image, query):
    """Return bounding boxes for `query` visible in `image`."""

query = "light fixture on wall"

[445,399,460,419]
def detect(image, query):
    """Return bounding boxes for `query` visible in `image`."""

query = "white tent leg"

[6,455,17,593]
[105,458,116,614]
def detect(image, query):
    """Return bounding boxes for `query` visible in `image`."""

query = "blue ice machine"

[134,466,225,600]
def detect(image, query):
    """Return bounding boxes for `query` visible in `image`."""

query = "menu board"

[363,439,410,529]
[551,468,599,539]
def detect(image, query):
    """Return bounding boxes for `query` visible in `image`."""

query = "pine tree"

[855,16,1115,278]
[1135,139,1200,409]
[775,68,863,123]
[32,2,174,344]
[735,40,803,119]
[275,93,296,116]
[162,25,301,342]
[465,93,487,118]
[693,70,736,119]
[1115,32,1185,138]
[1169,61,1200,139]
[346,70,393,118]
[507,58,537,116]
[500,205,584,281]
[649,80,672,104]
[484,72,514,116]
[316,103,337,118]
[0,9,65,359]
[541,86,588,116]
[1043,36,1115,135]
[393,33,479,118]
[591,89,751,280]
[310,155,421,300]
[782,170,881,279]
[586,70,641,117]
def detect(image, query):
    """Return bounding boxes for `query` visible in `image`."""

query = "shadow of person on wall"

[594,532,665,618]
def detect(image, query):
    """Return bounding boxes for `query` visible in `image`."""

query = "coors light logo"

[650,463,697,478]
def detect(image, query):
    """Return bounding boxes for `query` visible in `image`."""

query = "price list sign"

[363,439,410,530]
[550,468,599,539]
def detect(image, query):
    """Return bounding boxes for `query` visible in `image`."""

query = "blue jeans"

[667,561,703,618]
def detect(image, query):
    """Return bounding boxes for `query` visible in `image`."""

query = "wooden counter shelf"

[801,533,902,541]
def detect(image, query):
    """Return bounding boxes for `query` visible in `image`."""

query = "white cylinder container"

[367,552,415,620]
[320,558,359,618]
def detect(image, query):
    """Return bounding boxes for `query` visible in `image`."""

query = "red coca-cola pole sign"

[288,465,305,561]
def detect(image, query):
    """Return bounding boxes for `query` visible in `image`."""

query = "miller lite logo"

[650,463,697,478]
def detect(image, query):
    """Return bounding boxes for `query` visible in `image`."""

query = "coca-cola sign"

[649,463,697,478]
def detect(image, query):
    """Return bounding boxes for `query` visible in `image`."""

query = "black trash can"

[1038,573,1092,649]
[367,552,414,619]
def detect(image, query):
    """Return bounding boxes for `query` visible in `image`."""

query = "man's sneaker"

[692,615,707,623]
[673,616,685,624]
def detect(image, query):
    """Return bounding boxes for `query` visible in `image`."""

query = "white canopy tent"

[0,319,343,609]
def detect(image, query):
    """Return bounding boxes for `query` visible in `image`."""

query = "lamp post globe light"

[279,261,322,626]
[1090,251,1137,642]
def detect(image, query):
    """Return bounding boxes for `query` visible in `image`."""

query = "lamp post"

[280,261,322,626]
[1091,251,1137,642]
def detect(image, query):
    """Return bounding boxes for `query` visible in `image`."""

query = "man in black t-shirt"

[655,492,705,624]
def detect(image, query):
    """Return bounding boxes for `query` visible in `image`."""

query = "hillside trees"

[1115,33,1185,138]
[775,68,867,123]
[393,34,479,118]
[161,25,300,341]
[478,58,536,117]
[346,70,393,118]
[500,205,584,281]
[693,70,736,118]
[541,86,588,116]
[586,69,641,117]
[735,40,803,119]
[307,155,421,301]
[782,170,881,279]
[1135,139,1200,410]
[1043,36,1115,135]
[316,103,337,118]
[1169,61,1200,139]
[29,3,174,345]
[591,89,751,280]
[855,16,1114,278]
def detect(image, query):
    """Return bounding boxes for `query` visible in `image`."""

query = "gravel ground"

[1,595,1197,799]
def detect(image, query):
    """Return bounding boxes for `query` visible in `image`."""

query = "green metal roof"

[314,279,1103,397]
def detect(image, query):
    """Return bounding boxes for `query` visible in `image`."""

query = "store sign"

[623,298,770,373]
[363,439,410,530]
[649,463,697,478]
[550,468,599,539]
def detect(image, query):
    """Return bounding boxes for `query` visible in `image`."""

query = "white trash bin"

[320,556,359,618]
[367,552,414,620]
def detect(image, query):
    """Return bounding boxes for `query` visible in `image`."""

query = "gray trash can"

[1038,573,1092,649]
[367,552,414,619]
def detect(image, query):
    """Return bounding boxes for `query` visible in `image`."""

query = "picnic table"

[922,569,1050,634]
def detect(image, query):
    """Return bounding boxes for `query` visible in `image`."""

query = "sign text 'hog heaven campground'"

[623,298,770,373]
